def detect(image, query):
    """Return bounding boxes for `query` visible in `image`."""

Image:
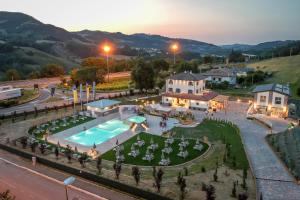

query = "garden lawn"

[172,119,249,169]
[102,132,208,166]
[96,77,131,91]
[28,115,94,139]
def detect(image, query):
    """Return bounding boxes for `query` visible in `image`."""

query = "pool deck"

[47,113,180,154]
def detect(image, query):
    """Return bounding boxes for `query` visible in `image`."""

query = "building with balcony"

[162,71,226,111]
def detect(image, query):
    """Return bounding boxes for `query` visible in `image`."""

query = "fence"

[0,142,172,200]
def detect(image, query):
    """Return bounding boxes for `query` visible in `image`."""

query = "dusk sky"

[1,0,300,45]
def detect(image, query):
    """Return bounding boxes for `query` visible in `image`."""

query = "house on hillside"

[203,68,237,85]
[162,71,228,111]
[252,83,291,117]
[231,67,254,77]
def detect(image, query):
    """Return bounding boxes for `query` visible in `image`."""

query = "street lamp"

[171,43,179,65]
[64,176,75,200]
[103,45,111,83]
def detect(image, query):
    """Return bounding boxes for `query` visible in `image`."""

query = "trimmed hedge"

[0,143,172,200]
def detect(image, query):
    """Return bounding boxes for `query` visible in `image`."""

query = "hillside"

[248,55,300,99]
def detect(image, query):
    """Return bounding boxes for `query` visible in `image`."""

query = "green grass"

[102,132,209,166]
[28,115,94,139]
[249,55,300,99]
[96,77,131,91]
[172,119,249,169]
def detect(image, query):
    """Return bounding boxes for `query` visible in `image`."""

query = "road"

[0,159,105,200]
[0,71,131,88]
[0,150,136,200]
[0,88,52,115]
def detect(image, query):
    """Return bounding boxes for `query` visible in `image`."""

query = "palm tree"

[131,166,141,186]
[96,157,102,174]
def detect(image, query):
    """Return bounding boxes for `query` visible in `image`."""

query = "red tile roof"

[163,91,218,101]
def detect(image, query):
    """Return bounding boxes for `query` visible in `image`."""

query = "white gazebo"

[85,99,121,117]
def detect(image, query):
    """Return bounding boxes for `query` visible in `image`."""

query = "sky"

[1,0,300,45]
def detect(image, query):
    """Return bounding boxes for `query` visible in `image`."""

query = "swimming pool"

[127,115,146,124]
[65,119,130,146]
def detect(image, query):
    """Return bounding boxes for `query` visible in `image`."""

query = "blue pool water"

[65,119,130,146]
[127,116,146,124]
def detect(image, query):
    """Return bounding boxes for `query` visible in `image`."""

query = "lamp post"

[63,176,75,200]
[103,45,111,83]
[171,43,179,65]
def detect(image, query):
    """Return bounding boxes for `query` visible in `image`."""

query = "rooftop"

[203,68,236,77]
[252,83,291,96]
[169,71,206,81]
[85,99,121,109]
[163,91,218,101]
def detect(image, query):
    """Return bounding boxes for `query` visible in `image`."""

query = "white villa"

[252,83,291,117]
[162,71,227,111]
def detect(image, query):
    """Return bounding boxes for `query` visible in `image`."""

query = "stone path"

[193,101,300,200]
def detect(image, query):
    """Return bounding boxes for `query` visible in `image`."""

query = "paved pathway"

[193,101,300,200]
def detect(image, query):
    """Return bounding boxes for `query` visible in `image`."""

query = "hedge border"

[0,143,172,200]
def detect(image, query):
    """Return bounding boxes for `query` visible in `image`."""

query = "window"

[188,90,193,94]
[275,97,282,105]
[168,88,173,92]
[260,96,266,103]
[168,80,173,85]
[188,81,193,86]
[196,102,199,105]
[166,98,169,102]
[176,88,181,93]
[196,82,199,85]
[218,78,221,81]
[196,89,198,93]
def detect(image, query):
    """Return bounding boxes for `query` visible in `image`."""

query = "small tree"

[96,157,102,174]
[34,107,38,118]
[183,167,188,176]
[20,137,27,149]
[177,172,183,185]
[39,143,46,154]
[78,153,88,168]
[213,168,218,182]
[30,142,37,153]
[238,193,248,200]
[154,168,164,192]
[0,189,15,200]
[201,182,207,191]
[179,177,187,200]
[205,185,216,200]
[131,166,141,186]
[231,182,237,197]
[54,146,59,159]
[64,146,72,163]
[113,162,122,180]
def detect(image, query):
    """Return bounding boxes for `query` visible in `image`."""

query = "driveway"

[222,102,300,200]
[193,101,300,200]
